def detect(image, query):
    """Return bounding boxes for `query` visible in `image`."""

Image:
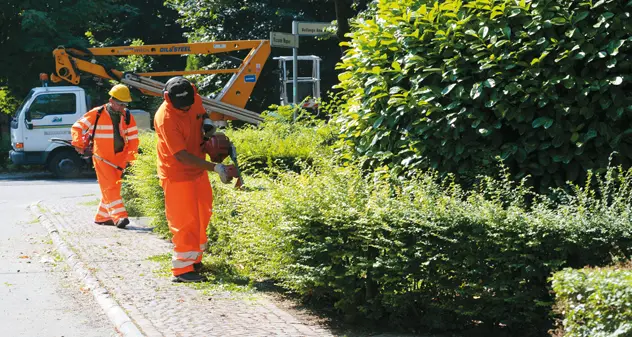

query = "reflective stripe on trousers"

[172,251,200,269]
[93,153,128,222]
[160,173,213,276]
[94,201,111,222]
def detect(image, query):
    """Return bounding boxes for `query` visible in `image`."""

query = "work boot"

[193,262,203,272]
[172,272,206,283]
[95,220,114,226]
[116,218,130,229]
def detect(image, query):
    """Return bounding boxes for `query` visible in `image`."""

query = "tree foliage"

[335,0,632,190]
[165,0,369,110]
[0,0,183,108]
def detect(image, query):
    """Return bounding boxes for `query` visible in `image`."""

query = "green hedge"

[551,266,632,337]
[123,117,632,336]
[260,165,632,335]
[199,159,632,335]
[225,110,336,175]
[335,0,632,190]
[122,115,335,237]
[121,132,166,229]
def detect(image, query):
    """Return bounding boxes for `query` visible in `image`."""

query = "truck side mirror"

[24,108,36,129]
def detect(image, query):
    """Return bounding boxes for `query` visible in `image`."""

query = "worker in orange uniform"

[71,84,139,229]
[154,77,237,283]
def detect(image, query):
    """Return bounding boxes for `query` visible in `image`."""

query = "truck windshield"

[13,89,34,118]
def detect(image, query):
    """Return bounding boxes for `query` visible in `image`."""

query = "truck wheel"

[48,150,83,179]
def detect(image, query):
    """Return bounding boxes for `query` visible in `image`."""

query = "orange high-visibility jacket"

[71,105,140,161]
[154,99,206,181]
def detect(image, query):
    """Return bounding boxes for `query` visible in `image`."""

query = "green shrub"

[207,174,292,280]
[335,0,632,190]
[551,266,632,337]
[122,114,336,236]
[207,163,632,336]
[121,132,167,234]
[226,108,336,175]
[122,109,632,335]
[0,87,19,115]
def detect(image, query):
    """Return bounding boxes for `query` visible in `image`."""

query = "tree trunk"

[334,0,353,55]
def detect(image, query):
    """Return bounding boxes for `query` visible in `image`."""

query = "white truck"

[9,40,270,178]
[9,86,151,178]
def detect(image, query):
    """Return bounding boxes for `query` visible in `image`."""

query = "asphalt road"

[0,172,117,337]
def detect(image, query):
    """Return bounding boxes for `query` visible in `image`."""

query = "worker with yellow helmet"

[71,84,140,228]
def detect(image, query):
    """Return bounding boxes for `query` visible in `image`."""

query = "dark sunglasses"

[113,99,129,107]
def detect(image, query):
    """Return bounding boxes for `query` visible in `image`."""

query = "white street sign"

[270,32,299,48]
[297,22,332,36]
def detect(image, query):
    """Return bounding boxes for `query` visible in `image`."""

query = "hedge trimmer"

[49,138,125,172]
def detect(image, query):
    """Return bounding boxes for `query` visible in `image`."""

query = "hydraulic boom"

[49,41,271,124]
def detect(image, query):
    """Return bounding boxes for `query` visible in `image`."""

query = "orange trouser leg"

[93,155,128,222]
[94,200,111,222]
[196,173,213,263]
[161,173,213,276]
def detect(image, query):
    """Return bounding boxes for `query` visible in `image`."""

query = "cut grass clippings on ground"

[195,255,254,294]
[147,253,254,294]
[147,253,172,277]
[36,204,47,213]
[79,199,100,207]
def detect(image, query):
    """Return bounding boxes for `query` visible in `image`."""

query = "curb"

[30,202,145,337]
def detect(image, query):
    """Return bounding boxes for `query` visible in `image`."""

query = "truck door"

[10,89,34,151]
[22,91,78,152]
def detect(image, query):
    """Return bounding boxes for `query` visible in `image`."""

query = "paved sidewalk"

[31,195,334,337]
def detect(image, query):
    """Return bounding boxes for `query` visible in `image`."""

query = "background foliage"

[334,0,632,191]
[551,265,632,337]
[164,0,370,109]
[1,0,367,120]
[0,0,183,99]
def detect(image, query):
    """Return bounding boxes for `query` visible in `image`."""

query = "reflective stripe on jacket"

[71,104,140,161]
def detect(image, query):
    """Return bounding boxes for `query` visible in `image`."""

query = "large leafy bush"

[226,107,336,175]
[268,165,632,335]
[551,266,632,337]
[122,113,335,237]
[335,0,632,190]
[121,132,166,230]
[123,117,632,335]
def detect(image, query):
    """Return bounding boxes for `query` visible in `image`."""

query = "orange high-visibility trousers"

[93,153,129,223]
[160,173,213,276]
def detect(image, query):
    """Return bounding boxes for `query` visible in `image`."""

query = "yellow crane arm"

[49,40,271,123]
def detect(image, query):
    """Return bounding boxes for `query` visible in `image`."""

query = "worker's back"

[154,100,205,181]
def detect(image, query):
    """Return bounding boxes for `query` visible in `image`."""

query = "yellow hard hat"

[108,84,132,102]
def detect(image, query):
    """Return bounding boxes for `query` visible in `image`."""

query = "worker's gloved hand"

[213,163,237,184]
[81,146,93,158]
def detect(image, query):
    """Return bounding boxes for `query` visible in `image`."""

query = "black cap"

[165,77,195,109]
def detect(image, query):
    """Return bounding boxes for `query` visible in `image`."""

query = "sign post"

[292,21,299,111]
[294,22,331,111]
[270,21,333,119]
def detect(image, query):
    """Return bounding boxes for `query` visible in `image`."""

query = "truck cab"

[10,86,150,178]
